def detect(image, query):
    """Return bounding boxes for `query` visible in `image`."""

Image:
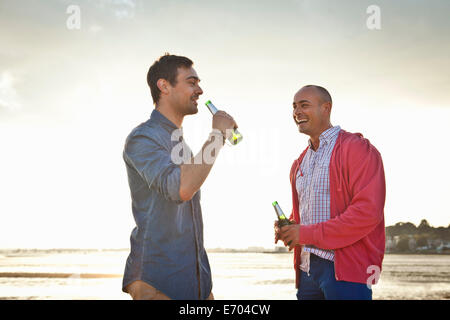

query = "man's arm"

[280,139,386,250]
[179,111,237,201]
[124,132,183,203]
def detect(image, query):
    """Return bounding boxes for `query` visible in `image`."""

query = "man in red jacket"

[275,85,386,300]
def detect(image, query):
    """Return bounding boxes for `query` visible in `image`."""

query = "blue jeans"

[296,253,372,300]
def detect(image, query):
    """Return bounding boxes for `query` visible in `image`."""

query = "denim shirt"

[122,109,212,300]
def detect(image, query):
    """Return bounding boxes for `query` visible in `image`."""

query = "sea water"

[0,250,448,300]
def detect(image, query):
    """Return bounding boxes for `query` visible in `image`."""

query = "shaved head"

[292,85,333,147]
[301,85,332,105]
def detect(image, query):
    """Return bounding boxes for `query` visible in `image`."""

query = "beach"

[0,250,449,300]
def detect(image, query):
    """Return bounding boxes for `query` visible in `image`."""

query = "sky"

[0,0,449,249]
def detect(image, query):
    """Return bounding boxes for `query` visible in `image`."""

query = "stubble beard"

[297,122,310,135]
[173,97,198,117]
[184,102,198,116]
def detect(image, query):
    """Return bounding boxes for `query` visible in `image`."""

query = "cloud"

[0,72,21,112]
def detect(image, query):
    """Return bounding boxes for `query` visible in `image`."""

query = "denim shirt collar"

[149,109,182,135]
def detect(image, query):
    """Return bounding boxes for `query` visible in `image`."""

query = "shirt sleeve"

[123,133,182,203]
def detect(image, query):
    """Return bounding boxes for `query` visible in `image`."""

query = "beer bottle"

[205,100,243,145]
[272,201,292,246]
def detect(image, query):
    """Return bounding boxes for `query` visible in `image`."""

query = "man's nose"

[197,85,203,95]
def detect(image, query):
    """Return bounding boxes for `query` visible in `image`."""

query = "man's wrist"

[209,129,225,145]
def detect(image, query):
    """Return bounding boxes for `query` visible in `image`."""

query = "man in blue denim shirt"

[122,54,238,300]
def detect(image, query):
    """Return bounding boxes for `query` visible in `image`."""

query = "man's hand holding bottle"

[212,110,238,142]
[273,201,300,251]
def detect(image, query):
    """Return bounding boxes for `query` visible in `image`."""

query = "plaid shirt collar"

[308,125,341,149]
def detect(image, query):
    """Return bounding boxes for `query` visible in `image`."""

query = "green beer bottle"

[272,201,293,246]
[205,100,243,145]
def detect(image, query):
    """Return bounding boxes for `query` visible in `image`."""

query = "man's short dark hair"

[303,85,332,105]
[147,53,193,105]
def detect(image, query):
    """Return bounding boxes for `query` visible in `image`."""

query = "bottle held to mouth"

[205,100,243,146]
[272,201,292,246]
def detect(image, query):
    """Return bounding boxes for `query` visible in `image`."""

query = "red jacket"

[289,129,386,287]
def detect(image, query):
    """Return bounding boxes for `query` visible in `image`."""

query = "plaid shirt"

[296,125,341,261]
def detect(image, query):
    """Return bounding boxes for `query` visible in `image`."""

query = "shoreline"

[1,248,449,255]
[0,272,122,279]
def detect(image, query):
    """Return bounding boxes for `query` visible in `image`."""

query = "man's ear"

[157,79,170,95]
[323,102,332,115]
